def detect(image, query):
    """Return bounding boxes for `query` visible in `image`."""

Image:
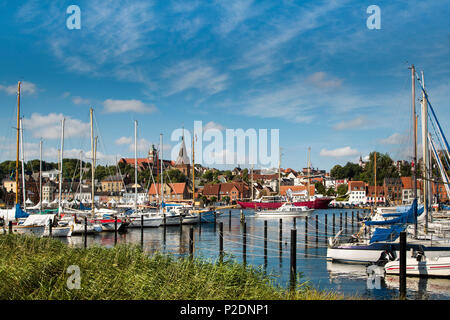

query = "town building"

[348,181,367,205]
[101,175,125,193]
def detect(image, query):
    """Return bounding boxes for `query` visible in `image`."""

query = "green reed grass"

[0,234,345,300]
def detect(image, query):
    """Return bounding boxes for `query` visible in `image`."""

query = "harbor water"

[61,208,450,300]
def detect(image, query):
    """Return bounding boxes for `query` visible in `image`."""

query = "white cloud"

[333,116,367,130]
[380,133,406,145]
[204,121,225,132]
[115,136,133,145]
[72,96,91,105]
[320,146,359,158]
[0,81,37,95]
[163,60,228,96]
[308,72,342,88]
[103,99,157,113]
[22,113,90,140]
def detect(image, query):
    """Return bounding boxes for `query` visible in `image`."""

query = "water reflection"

[56,208,450,300]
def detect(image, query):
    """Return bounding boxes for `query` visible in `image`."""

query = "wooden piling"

[243,222,247,265]
[340,212,342,230]
[290,229,297,291]
[84,217,87,248]
[219,222,224,262]
[141,215,144,247]
[9,221,12,234]
[399,231,407,299]
[264,220,268,268]
[49,219,52,237]
[324,214,328,243]
[189,227,194,259]
[305,216,308,243]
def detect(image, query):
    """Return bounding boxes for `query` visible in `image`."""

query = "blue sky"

[0,0,448,171]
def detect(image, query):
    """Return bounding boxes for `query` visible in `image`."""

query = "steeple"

[175,129,190,165]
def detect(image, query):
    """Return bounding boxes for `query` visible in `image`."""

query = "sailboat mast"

[40,139,43,212]
[134,120,138,210]
[421,70,429,232]
[374,152,377,209]
[251,164,254,200]
[20,118,26,209]
[160,134,164,211]
[411,65,418,237]
[307,147,311,201]
[192,135,195,205]
[15,81,21,205]
[90,108,95,216]
[278,147,281,195]
[58,118,65,216]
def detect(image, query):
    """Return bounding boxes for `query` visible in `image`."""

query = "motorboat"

[254,202,314,218]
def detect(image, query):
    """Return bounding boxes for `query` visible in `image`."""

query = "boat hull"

[44,226,72,237]
[327,242,450,264]
[128,217,162,228]
[255,210,313,218]
[8,225,45,237]
[237,198,332,210]
[385,257,450,277]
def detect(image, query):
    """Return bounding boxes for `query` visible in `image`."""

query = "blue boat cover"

[80,202,90,210]
[366,200,423,226]
[370,225,405,244]
[443,205,450,210]
[15,203,29,219]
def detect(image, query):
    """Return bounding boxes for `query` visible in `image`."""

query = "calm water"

[61,208,450,300]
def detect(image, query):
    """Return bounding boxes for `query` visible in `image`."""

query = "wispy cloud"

[320,146,359,158]
[333,116,367,130]
[380,133,407,145]
[103,99,157,114]
[22,113,90,139]
[163,60,228,96]
[0,81,37,95]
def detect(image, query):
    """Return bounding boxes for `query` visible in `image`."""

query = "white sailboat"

[255,202,313,218]
[127,120,162,228]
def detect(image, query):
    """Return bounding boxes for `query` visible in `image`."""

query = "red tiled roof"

[148,182,187,195]
[279,185,315,196]
[348,181,366,191]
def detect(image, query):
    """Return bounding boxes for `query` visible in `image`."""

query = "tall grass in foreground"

[0,234,345,300]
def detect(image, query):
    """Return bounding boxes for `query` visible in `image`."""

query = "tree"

[315,182,326,195]
[359,152,399,185]
[210,196,217,203]
[337,184,348,196]
[326,187,336,196]
[222,196,230,204]
[400,162,411,177]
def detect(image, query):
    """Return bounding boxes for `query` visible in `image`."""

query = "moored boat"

[255,202,314,218]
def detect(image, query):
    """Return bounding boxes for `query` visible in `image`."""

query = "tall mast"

[79,150,83,203]
[20,118,26,209]
[58,118,65,216]
[90,108,95,216]
[421,70,429,232]
[134,120,138,210]
[278,147,281,195]
[40,139,43,212]
[374,152,377,209]
[307,147,311,201]
[15,81,21,205]
[251,164,254,200]
[160,134,164,212]
[192,134,195,206]
[411,65,418,237]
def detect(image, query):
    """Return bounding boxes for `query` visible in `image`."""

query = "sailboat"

[327,66,450,265]
[127,120,162,228]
